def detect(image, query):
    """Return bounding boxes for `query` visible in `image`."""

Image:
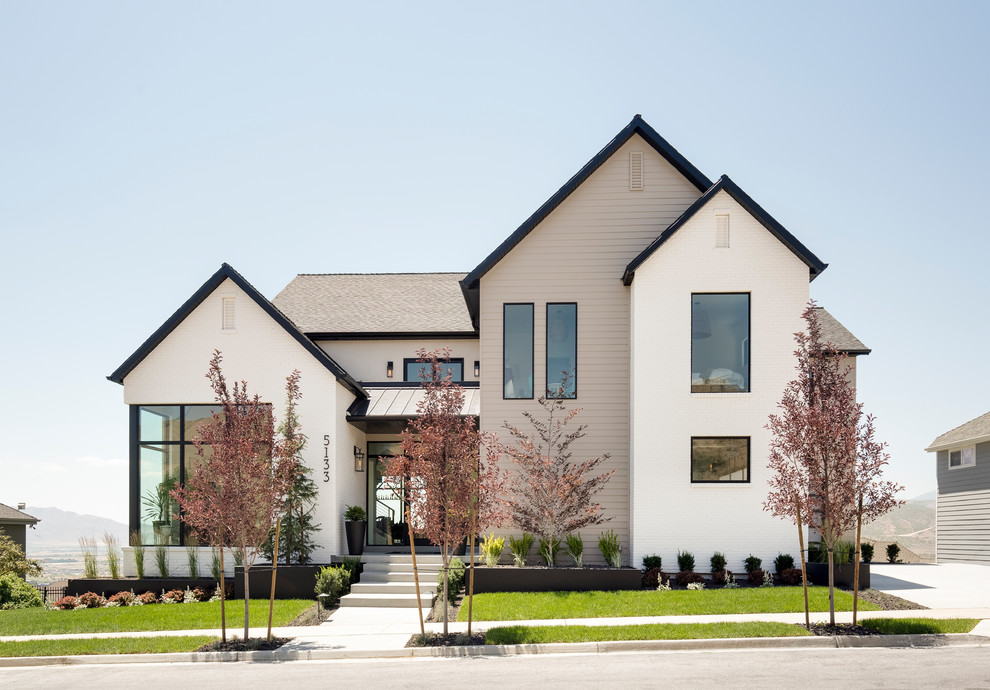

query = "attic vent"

[629,152,644,191]
[222,296,236,331]
[715,213,730,248]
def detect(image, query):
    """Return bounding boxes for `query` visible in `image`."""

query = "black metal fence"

[33,585,67,604]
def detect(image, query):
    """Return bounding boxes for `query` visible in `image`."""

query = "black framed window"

[403,358,464,382]
[691,437,750,483]
[691,293,750,393]
[546,303,577,398]
[503,303,534,399]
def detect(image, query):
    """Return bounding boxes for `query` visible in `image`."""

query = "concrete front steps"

[340,553,443,608]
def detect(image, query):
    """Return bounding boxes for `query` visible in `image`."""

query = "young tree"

[0,533,42,579]
[501,375,614,566]
[174,351,301,642]
[384,349,507,636]
[765,303,902,626]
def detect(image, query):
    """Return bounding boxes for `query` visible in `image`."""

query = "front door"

[367,442,404,546]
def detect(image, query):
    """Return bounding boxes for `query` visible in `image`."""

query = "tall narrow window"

[546,303,577,398]
[691,293,750,392]
[503,304,534,399]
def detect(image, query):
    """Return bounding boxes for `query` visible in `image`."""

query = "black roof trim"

[309,331,478,341]
[107,263,366,398]
[461,115,713,294]
[622,175,828,285]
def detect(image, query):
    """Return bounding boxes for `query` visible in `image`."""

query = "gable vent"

[629,151,644,191]
[222,296,236,331]
[715,214,730,248]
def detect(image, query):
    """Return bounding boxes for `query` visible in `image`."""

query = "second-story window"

[503,303,534,399]
[691,293,750,393]
[546,303,577,398]
[404,358,463,382]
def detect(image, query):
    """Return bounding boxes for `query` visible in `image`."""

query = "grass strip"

[0,600,312,636]
[0,636,217,658]
[485,621,812,644]
[860,618,979,635]
[460,588,879,622]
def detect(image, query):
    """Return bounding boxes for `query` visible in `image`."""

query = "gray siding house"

[926,411,990,565]
[0,502,40,556]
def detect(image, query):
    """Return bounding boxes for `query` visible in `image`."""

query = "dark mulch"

[197,637,292,652]
[808,623,881,637]
[407,632,486,647]
[849,587,926,611]
[287,602,334,626]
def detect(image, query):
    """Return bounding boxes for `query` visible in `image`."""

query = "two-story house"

[108,115,869,573]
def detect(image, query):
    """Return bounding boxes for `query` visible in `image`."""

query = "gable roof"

[622,175,828,285]
[107,263,366,397]
[273,273,475,337]
[814,307,870,355]
[0,502,39,525]
[927,410,990,452]
[461,115,713,294]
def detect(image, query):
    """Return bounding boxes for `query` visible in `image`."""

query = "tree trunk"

[853,495,863,625]
[467,506,476,637]
[795,495,810,628]
[407,503,424,636]
[242,555,250,641]
[268,517,281,641]
[219,545,227,643]
[441,544,449,636]
[827,547,836,627]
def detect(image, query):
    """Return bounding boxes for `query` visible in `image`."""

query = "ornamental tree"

[174,351,301,642]
[384,349,508,635]
[765,303,902,626]
[0,533,42,579]
[501,375,614,566]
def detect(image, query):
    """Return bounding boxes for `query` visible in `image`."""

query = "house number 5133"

[323,434,331,483]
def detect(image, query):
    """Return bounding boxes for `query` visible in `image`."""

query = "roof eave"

[926,432,990,453]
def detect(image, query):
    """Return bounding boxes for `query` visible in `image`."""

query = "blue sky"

[2,2,987,524]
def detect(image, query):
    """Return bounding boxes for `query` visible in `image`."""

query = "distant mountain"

[911,490,936,501]
[23,507,128,552]
[861,499,936,561]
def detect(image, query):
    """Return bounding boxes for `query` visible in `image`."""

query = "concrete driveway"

[870,563,990,609]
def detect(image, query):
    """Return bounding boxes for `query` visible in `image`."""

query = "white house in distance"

[109,115,869,573]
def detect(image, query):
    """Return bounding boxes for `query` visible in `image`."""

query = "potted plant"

[344,505,367,556]
[142,474,178,544]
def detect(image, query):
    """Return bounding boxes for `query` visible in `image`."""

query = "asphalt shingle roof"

[927,411,990,451]
[815,307,870,354]
[0,503,39,524]
[273,273,475,335]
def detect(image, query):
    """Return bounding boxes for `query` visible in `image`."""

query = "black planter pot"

[345,521,366,556]
[805,562,870,589]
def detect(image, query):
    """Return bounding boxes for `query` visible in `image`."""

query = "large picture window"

[546,303,577,398]
[691,293,750,393]
[691,437,750,483]
[504,303,534,399]
[404,358,463,382]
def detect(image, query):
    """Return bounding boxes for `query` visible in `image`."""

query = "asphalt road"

[2,646,989,688]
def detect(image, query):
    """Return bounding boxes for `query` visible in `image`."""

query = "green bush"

[341,557,362,584]
[642,555,662,571]
[509,533,534,567]
[861,543,874,563]
[437,557,466,595]
[344,505,366,522]
[743,555,762,573]
[598,530,621,567]
[709,552,726,573]
[808,541,826,563]
[538,536,561,566]
[481,533,506,567]
[773,553,794,575]
[886,543,900,563]
[0,573,44,610]
[834,540,854,565]
[315,565,349,607]
[565,534,583,568]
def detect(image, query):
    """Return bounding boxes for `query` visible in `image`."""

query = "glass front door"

[367,442,404,546]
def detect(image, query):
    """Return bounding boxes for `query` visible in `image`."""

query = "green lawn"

[459,588,880,622]
[861,618,979,635]
[0,600,312,636]
[0,636,218,658]
[485,621,811,644]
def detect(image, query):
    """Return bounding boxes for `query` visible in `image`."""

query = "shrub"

[161,589,185,604]
[210,549,222,581]
[808,541,826,563]
[509,533,534,567]
[747,569,766,587]
[0,573,44,610]
[186,547,199,579]
[538,536,561,566]
[642,567,668,589]
[598,530,621,567]
[138,591,158,605]
[155,545,169,578]
[773,553,795,575]
[76,592,105,609]
[834,540,854,565]
[686,581,705,591]
[315,566,349,608]
[341,556,362,585]
[656,579,672,592]
[642,554,662,571]
[675,570,704,587]
[780,568,803,586]
[762,570,775,587]
[107,590,136,607]
[343,505,366,522]
[886,543,901,563]
[676,550,695,572]
[191,587,210,602]
[711,569,732,586]
[709,552,726,573]
[131,531,146,579]
[481,533,506,567]
[743,555,762,573]
[565,534,583,568]
[723,571,739,589]
[861,543,874,563]
[53,595,79,610]
[437,557,466,595]
[79,537,99,579]
[104,532,121,579]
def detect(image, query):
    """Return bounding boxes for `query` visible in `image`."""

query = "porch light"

[353,446,365,472]
[386,361,394,378]
[473,360,480,377]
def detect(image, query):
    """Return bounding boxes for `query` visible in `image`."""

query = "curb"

[1,633,987,667]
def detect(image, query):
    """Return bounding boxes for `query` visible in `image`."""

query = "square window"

[691,437,749,483]
[949,447,975,469]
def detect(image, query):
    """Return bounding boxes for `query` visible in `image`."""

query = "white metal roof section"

[353,386,481,418]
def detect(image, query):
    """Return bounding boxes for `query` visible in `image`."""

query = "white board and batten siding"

[936,444,990,565]
[479,135,703,565]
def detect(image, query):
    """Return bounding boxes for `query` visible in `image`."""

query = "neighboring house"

[108,115,869,573]
[0,502,40,554]
[926,411,990,565]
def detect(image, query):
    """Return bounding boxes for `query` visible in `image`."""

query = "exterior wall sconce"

[353,446,365,472]
[474,360,480,377]
[386,361,394,378]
